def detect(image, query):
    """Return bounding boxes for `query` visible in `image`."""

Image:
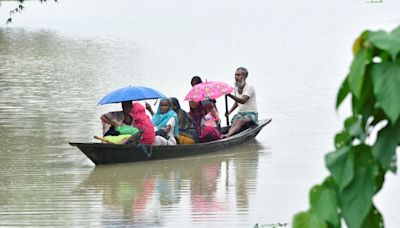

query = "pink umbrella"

[184,81,234,102]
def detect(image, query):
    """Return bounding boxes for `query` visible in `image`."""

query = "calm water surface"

[0,0,399,227]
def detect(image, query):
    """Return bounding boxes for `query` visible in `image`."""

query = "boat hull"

[69,119,271,165]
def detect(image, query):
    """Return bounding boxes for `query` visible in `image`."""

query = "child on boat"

[199,100,221,142]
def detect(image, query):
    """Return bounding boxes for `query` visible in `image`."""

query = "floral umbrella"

[184,81,234,102]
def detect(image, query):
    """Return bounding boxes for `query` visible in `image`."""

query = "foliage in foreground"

[293,26,400,228]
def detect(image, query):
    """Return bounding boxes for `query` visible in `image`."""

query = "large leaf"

[351,70,376,120]
[310,178,340,227]
[392,25,400,37]
[374,165,385,194]
[348,48,370,98]
[292,211,327,228]
[339,145,378,228]
[336,76,350,109]
[325,146,354,191]
[361,206,384,228]
[371,62,400,123]
[368,30,400,60]
[372,120,400,173]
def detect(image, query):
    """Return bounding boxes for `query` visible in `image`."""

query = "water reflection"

[0,29,114,226]
[0,29,145,169]
[0,29,104,162]
[80,142,263,227]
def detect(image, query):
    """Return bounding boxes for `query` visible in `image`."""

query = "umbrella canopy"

[98,86,166,105]
[184,81,234,102]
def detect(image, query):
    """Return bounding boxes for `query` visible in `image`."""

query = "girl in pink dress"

[199,100,221,142]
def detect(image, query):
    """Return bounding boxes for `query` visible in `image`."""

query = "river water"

[0,0,399,227]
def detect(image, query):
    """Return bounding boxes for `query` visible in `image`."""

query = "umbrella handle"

[225,95,229,126]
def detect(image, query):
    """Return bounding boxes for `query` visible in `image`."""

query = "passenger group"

[99,67,258,145]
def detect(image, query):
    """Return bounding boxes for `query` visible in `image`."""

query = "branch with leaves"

[293,26,400,228]
[3,0,58,24]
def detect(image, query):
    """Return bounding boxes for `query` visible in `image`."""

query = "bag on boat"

[177,134,196,144]
[103,134,133,144]
[116,125,140,135]
[104,126,120,137]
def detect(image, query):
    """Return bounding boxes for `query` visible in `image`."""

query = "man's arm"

[226,101,239,117]
[227,94,250,104]
[101,114,120,127]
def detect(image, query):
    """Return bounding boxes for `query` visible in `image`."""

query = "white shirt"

[234,83,257,113]
[154,117,177,145]
[165,117,176,142]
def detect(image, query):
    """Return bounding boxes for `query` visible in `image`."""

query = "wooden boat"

[69,118,271,165]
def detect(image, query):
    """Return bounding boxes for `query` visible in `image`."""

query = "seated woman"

[189,100,221,143]
[189,100,204,133]
[199,100,221,142]
[170,97,198,144]
[146,98,179,145]
[130,102,155,145]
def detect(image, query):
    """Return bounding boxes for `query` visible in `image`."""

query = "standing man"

[223,67,258,138]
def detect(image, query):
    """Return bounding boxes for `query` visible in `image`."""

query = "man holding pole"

[223,67,258,138]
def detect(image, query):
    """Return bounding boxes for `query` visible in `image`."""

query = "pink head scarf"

[130,102,155,144]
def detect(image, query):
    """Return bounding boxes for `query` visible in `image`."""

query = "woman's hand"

[145,102,151,110]
[145,102,154,115]
[164,125,171,133]
[210,109,217,117]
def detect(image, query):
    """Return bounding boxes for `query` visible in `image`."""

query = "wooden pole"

[225,94,229,126]
[94,136,115,144]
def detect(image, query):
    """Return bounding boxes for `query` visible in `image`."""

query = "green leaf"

[336,77,350,109]
[361,206,384,228]
[370,110,386,127]
[334,131,350,149]
[325,146,354,191]
[392,25,400,37]
[351,70,376,120]
[292,211,327,228]
[348,48,370,98]
[368,30,400,60]
[371,62,400,123]
[344,116,364,139]
[375,165,385,194]
[372,120,400,173]
[339,145,378,228]
[310,178,340,227]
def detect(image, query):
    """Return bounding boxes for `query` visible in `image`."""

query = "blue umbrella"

[97,86,166,105]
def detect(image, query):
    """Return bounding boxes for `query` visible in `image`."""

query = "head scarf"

[152,98,179,137]
[130,102,155,144]
[171,97,196,131]
[189,101,205,130]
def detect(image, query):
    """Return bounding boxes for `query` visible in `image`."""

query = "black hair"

[191,76,203,86]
